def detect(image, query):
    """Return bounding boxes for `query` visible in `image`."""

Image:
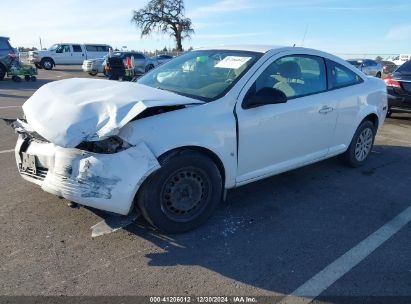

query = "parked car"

[347,59,383,78]
[380,60,397,75]
[384,60,411,117]
[28,43,112,70]
[11,46,387,233]
[151,54,173,65]
[82,56,107,76]
[0,36,16,80]
[103,51,156,75]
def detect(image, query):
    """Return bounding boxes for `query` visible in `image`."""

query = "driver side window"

[254,55,327,99]
[62,45,71,53]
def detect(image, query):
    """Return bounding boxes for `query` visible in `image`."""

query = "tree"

[375,56,383,62]
[131,0,193,52]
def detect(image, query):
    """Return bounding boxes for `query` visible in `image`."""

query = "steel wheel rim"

[355,127,373,161]
[43,61,52,69]
[160,167,210,222]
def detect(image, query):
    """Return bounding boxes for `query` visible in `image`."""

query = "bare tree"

[131,0,194,52]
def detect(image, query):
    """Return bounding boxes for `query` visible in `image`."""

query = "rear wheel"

[137,150,223,233]
[345,120,376,167]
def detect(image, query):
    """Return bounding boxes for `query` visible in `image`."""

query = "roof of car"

[0,37,10,40]
[195,45,286,53]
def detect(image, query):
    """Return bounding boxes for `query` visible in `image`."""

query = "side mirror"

[243,87,287,109]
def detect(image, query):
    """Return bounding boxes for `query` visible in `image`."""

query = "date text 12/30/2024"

[149,296,258,303]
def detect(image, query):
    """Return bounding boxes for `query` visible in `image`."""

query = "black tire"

[24,75,31,82]
[88,71,98,76]
[137,150,223,233]
[0,66,5,81]
[35,63,43,69]
[41,58,54,70]
[345,120,376,167]
[376,72,382,78]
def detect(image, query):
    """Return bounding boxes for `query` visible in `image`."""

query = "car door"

[71,44,85,64]
[54,44,72,64]
[235,54,338,184]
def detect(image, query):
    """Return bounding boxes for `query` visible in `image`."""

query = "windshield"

[137,50,262,101]
[48,44,59,51]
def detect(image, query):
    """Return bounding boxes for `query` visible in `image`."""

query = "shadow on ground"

[90,144,411,298]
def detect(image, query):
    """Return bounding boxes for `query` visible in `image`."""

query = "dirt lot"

[0,66,410,302]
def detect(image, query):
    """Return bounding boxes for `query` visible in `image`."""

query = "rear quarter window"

[327,60,363,90]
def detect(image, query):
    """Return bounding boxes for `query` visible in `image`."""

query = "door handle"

[319,106,333,114]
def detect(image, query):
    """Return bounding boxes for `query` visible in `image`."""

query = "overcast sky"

[1,0,411,56]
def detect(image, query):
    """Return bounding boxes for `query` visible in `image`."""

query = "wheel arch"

[41,57,55,66]
[130,145,227,215]
[362,112,379,130]
[158,146,226,187]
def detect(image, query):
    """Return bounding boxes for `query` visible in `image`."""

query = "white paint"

[17,137,160,215]
[280,206,411,304]
[22,78,203,147]
[0,149,14,154]
[28,43,111,65]
[14,46,388,217]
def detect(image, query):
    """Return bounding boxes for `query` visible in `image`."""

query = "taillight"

[384,75,401,88]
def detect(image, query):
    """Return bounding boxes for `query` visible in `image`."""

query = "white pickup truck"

[28,43,112,70]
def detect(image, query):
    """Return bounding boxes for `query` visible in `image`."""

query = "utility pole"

[39,37,43,50]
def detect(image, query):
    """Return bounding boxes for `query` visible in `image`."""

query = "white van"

[28,43,112,70]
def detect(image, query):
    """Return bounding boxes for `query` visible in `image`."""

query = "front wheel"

[137,150,223,233]
[41,58,53,70]
[88,71,98,76]
[345,120,376,167]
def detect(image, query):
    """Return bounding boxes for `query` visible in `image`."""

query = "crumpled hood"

[22,78,203,148]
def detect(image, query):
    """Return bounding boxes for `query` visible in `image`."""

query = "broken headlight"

[76,136,131,154]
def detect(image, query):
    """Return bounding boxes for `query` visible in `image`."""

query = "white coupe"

[13,45,387,233]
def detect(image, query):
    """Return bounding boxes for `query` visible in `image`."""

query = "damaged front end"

[13,119,160,215]
[9,78,204,215]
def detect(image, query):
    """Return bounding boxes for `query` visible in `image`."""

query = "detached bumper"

[15,135,160,215]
